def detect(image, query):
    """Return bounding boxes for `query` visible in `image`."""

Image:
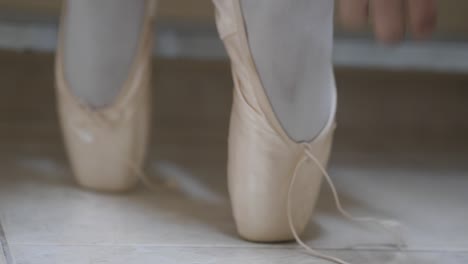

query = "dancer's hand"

[338,0,437,44]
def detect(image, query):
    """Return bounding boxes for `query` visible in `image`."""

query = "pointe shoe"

[213,0,336,242]
[55,1,156,192]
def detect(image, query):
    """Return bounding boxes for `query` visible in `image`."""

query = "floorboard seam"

[7,242,468,253]
[0,219,13,264]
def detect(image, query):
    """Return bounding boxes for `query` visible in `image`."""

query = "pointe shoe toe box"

[228,98,334,242]
[57,87,150,192]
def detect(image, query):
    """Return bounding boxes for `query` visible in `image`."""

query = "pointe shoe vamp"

[57,72,151,191]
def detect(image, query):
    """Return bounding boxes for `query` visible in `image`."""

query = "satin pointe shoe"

[55,0,156,192]
[213,0,337,242]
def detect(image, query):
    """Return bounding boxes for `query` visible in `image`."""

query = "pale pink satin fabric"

[55,0,156,190]
[213,0,336,241]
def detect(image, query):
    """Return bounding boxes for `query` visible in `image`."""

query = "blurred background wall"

[0,0,467,36]
[0,0,467,72]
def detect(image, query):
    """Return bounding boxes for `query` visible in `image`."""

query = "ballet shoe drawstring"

[81,106,404,264]
[287,143,405,264]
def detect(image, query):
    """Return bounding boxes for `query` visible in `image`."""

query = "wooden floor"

[0,50,468,263]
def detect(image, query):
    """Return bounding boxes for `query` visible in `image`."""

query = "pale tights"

[63,0,146,108]
[63,0,335,141]
[241,0,335,142]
